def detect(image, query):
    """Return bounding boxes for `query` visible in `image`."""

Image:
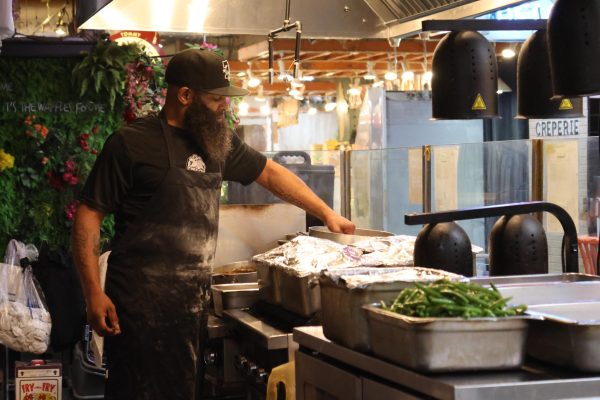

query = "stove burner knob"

[203,350,218,366]
[254,368,268,384]
[234,355,248,371]
[246,362,258,376]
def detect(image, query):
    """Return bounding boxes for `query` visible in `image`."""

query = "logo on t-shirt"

[186,154,206,173]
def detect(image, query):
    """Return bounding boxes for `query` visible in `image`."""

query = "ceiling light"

[288,88,301,97]
[237,71,247,77]
[247,76,261,88]
[401,71,414,81]
[290,80,304,89]
[501,48,516,59]
[307,107,317,115]
[384,71,397,81]
[300,75,314,82]
[238,101,250,116]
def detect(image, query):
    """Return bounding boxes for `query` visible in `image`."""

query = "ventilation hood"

[78,0,536,39]
[78,0,382,39]
[363,0,532,38]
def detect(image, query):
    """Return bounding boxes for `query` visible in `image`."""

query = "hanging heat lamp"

[432,30,498,119]
[517,30,583,119]
[548,0,600,96]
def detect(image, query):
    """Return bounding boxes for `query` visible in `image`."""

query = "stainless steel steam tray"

[364,304,528,372]
[211,282,259,317]
[526,302,600,372]
[319,267,465,352]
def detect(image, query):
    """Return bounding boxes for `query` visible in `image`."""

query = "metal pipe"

[422,145,431,213]
[531,139,544,222]
[293,23,302,78]
[404,201,579,273]
[284,0,291,25]
[268,36,275,84]
[340,149,352,220]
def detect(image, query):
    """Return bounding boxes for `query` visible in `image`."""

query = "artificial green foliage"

[0,40,166,259]
[72,39,140,110]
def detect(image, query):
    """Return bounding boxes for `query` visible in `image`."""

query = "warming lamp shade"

[548,0,600,96]
[517,30,583,119]
[432,30,498,119]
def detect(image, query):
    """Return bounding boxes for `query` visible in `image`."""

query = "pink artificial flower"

[64,160,76,172]
[65,200,79,221]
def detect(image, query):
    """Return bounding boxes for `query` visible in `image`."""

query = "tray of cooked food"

[319,267,466,352]
[363,279,529,372]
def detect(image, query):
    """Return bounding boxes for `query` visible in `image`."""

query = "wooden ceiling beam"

[238,38,440,60]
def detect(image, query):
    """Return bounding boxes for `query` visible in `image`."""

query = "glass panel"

[541,136,599,273]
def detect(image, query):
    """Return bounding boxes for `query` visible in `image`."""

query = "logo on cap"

[222,61,231,81]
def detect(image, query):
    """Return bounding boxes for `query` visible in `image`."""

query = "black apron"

[104,117,220,400]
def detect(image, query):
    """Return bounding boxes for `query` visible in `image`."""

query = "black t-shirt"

[80,114,267,243]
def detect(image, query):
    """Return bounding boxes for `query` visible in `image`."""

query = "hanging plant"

[72,37,140,110]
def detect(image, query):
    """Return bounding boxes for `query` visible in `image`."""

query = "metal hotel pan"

[255,261,282,305]
[526,302,600,372]
[364,304,529,372]
[279,269,321,317]
[318,267,464,352]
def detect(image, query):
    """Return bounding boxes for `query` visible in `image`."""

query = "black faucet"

[405,201,579,273]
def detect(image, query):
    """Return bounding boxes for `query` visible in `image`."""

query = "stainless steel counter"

[294,326,600,400]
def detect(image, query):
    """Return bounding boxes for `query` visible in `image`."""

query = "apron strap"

[159,115,176,169]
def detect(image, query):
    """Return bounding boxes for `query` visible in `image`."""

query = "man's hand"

[87,291,121,337]
[324,213,356,234]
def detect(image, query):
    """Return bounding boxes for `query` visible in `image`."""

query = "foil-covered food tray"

[252,235,420,317]
[364,304,528,372]
[319,267,466,352]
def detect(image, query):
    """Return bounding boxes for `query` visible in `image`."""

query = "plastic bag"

[0,240,51,354]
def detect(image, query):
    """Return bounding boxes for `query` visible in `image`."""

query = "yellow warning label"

[559,98,573,110]
[472,93,487,110]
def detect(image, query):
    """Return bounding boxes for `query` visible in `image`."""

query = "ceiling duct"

[364,0,477,25]
[431,30,498,120]
[547,0,600,97]
[517,30,583,119]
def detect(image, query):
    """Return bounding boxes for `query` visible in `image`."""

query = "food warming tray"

[364,304,529,372]
[211,283,259,317]
[526,302,600,372]
[472,273,600,372]
[319,267,465,352]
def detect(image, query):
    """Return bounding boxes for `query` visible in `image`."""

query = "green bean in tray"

[381,280,527,318]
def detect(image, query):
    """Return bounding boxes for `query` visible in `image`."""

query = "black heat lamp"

[432,30,498,119]
[414,222,474,277]
[548,0,600,97]
[517,30,583,119]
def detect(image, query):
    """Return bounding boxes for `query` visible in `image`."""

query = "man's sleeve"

[79,133,133,214]
[223,133,267,185]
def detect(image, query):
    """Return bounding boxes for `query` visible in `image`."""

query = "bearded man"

[71,48,354,400]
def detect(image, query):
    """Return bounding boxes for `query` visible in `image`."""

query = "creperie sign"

[534,119,580,137]
[529,116,588,139]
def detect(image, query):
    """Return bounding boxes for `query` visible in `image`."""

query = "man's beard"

[184,97,233,164]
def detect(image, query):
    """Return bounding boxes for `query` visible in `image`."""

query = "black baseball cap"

[165,48,249,97]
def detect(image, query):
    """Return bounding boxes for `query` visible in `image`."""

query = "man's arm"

[71,203,121,336]
[255,159,355,234]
